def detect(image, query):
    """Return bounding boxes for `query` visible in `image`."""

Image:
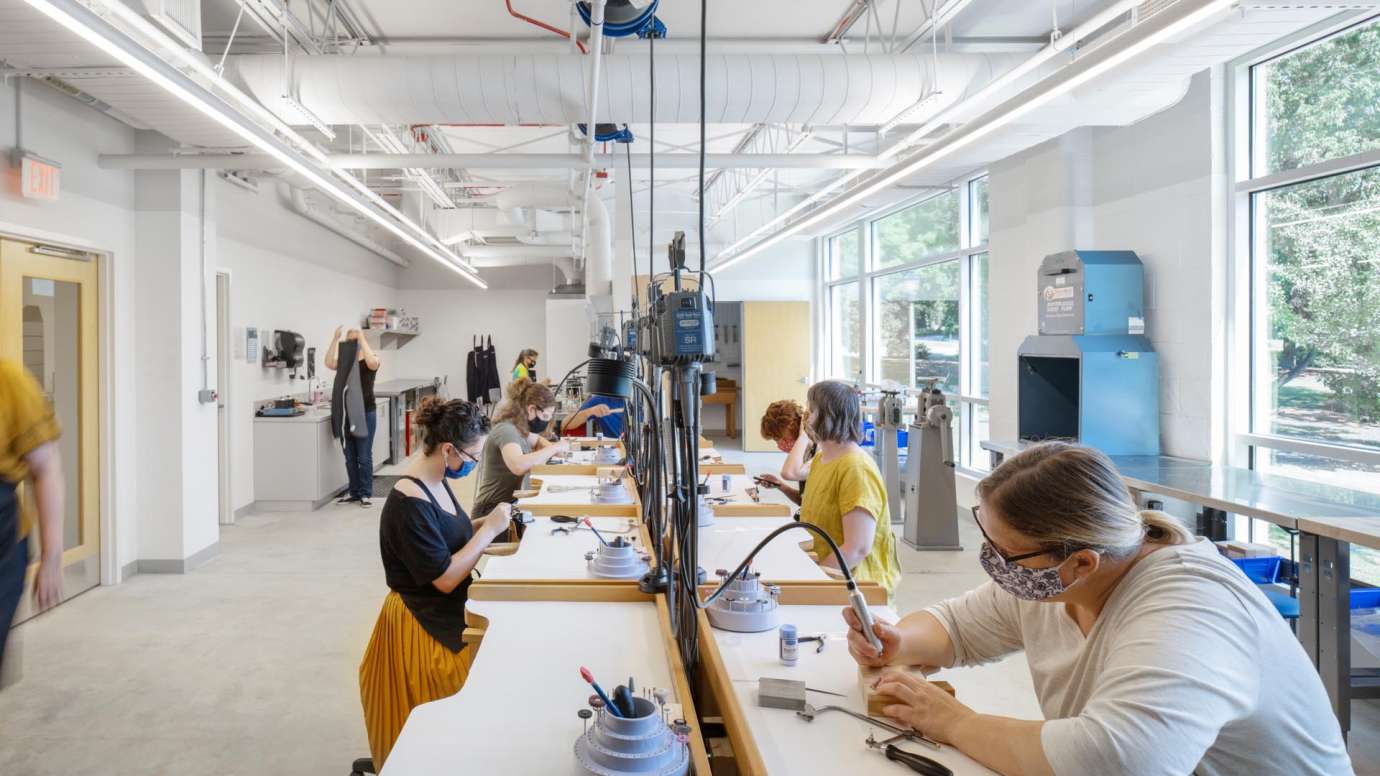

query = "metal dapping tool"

[865,734,954,776]
[797,704,940,750]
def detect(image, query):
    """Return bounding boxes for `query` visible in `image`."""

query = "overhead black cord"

[697,0,707,273]
[649,30,656,279]
[625,141,638,306]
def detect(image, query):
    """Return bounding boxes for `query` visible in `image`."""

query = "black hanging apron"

[330,340,368,440]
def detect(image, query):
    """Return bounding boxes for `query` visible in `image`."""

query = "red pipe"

[506,0,588,54]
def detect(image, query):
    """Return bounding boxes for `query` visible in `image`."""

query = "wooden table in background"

[704,386,740,439]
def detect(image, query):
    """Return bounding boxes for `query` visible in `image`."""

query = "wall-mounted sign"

[18,152,62,201]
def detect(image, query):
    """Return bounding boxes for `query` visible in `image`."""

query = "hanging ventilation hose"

[577,0,662,38]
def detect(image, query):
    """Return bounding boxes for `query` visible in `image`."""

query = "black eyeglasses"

[972,506,1057,565]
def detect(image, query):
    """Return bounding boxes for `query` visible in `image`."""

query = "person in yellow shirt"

[798,380,902,597]
[510,348,539,383]
[0,359,65,678]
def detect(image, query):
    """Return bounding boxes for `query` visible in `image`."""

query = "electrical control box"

[655,290,715,365]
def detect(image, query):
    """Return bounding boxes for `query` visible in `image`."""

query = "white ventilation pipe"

[230,53,1016,127]
[584,0,607,164]
[464,253,579,284]
[289,187,410,267]
[585,193,612,298]
[463,245,572,259]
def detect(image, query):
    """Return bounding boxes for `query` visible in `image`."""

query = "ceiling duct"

[230,53,1019,127]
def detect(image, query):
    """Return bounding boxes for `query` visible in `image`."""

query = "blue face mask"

[445,447,477,480]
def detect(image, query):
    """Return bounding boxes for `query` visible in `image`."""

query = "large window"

[1235,16,1380,579]
[822,174,990,473]
[874,262,960,391]
[830,282,862,381]
[874,190,960,269]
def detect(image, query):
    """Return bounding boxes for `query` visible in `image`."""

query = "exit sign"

[18,152,61,201]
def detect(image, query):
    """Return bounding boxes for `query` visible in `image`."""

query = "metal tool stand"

[903,387,961,551]
[875,390,907,526]
[704,568,780,633]
[574,696,689,776]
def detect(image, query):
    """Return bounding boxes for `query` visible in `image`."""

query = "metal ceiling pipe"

[97,152,888,170]
[464,253,578,284]
[229,52,1010,126]
[461,245,571,259]
[288,187,410,267]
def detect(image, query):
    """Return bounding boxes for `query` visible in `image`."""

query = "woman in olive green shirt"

[473,379,568,529]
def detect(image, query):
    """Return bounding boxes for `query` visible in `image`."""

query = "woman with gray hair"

[797,380,902,596]
[843,441,1350,776]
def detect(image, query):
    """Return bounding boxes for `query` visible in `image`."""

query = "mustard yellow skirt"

[359,591,474,768]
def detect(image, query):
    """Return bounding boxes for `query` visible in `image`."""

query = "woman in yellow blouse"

[798,380,902,596]
[0,359,65,675]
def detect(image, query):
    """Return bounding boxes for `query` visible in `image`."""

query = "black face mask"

[529,416,550,434]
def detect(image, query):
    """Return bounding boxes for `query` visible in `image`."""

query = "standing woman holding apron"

[0,359,65,679]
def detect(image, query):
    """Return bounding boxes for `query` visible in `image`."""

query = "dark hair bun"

[415,398,491,454]
[416,396,446,428]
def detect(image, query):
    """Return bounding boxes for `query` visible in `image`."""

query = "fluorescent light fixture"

[877,89,945,136]
[281,93,337,141]
[711,0,1236,272]
[90,0,329,164]
[25,0,486,288]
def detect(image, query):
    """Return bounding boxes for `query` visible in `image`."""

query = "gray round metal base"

[587,541,651,580]
[574,698,689,776]
[705,570,780,633]
[592,482,635,504]
[706,601,781,633]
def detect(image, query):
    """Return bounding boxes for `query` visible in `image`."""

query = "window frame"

[819,171,991,473]
[1227,12,1380,551]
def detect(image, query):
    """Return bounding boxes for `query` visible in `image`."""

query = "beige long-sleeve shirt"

[925,538,1351,776]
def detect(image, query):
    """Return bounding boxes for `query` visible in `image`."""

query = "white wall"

[545,297,591,388]
[0,78,141,577]
[214,176,403,514]
[392,288,550,402]
[713,239,814,302]
[986,70,1223,461]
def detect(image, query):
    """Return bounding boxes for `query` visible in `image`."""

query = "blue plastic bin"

[1231,556,1282,585]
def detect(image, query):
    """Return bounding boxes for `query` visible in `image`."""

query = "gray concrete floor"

[0,433,1375,774]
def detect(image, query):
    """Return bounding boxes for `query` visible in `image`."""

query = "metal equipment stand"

[902,386,961,551]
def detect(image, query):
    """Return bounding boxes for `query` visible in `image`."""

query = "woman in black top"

[326,326,381,506]
[358,397,512,768]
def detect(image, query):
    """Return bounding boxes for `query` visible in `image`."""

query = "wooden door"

[741,302,811,452]
[0,238,101,621]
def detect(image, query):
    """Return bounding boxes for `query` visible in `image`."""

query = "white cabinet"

[254,409,348,510]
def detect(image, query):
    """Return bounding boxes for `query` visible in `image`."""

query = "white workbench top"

[710,604,1042,776]
[381,600,687,775]
[482,516,643,581]
[519,473,639,509]
[698,516,828,581]
[702,474,794,512]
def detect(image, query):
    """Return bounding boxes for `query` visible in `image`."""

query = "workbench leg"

[1318,535,1351,737]
[1299,532,1319,666]
[1196,506,1229,541]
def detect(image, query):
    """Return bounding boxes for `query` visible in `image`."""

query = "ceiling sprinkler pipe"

[506,0,587,53]
[577,0,660,38]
